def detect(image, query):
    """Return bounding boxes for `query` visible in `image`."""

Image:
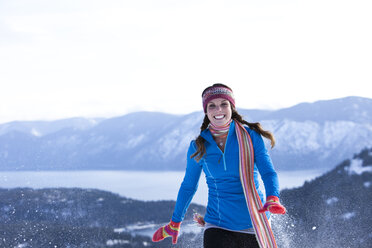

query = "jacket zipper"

[217,133,229,171]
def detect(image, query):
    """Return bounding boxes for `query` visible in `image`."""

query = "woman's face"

[206,98,232,127]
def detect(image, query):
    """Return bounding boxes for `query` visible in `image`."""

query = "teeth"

[214,115,224,120]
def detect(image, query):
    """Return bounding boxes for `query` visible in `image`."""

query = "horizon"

[0,95,370,124]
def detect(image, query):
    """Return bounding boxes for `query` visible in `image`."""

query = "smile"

[214,115,225,120]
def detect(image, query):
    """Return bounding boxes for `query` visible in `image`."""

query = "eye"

[221,102,229,108]
[208,104,216,109]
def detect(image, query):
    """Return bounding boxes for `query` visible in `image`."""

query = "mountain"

[0,117,103,136]
[275,147,372,248]
[245,96,372,123]
[0,96,371,171]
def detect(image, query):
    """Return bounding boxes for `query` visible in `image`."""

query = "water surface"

[0,170,323,206]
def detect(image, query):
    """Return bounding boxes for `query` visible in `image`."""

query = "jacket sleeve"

[171,141,203,222]
[248,128,280,198]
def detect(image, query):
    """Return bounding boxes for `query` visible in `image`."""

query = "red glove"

[258,196,286,214]
[152,220,181,244]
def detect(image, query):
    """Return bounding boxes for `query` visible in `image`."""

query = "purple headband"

[202,86,235,112]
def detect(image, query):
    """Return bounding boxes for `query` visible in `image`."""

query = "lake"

[0,170,323,206]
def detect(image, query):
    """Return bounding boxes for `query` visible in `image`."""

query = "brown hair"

[190,107,275,162]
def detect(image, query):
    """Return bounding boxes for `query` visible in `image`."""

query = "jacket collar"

[201,120,236,144]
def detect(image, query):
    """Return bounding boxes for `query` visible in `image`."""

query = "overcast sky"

[1,0,371,124]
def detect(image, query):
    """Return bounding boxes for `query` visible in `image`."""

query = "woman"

[152,84,286,248]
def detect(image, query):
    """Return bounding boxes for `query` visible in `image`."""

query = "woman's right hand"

[152,220,181,244]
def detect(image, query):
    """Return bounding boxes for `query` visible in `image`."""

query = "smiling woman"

[192,84,275,162]
[152,83,286,248]
[206,99,232,127]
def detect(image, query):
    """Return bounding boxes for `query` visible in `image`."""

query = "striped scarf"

[209,120,232,150]
[209,120,232,138]
[235,121,277,248]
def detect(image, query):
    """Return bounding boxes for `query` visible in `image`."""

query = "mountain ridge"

[0,96,371,171]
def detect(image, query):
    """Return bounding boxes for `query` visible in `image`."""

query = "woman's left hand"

[258,196,286,214]
[152,220,181,244]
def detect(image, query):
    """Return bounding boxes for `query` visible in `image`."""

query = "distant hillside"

[251,96,372,122]
[0,117,103,136]
[0,96,371,171]
[277,147,372,248]
[0,187,205,248]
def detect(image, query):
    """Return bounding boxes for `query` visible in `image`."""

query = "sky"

[0,0,371,124]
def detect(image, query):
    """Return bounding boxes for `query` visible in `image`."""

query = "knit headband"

[202,86,235,112]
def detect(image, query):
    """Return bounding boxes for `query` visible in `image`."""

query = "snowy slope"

[277,147,372,248]
[0,187,205,247]
[0,97,371,171]
[263,119,372,170]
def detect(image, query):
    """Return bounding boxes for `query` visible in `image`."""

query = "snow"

[115,223,157,233]
[113,227,125,233]
[115,223,159,238]
[346,159,372,175]
[322,121,357,148]
[157,128,195,159]
[106,239,130,246]
[114,222,202,238]
[143,241,151,246]
[126,134,146,148]
[31,128,41,137]
[341,212,356,220]
[364,181,371,188]
[15,244,28,248]
[325,197,339,205]
[263,120,372,164]
[271,120,321,152]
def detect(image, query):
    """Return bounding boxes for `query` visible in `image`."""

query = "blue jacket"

[172,121,280,230]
